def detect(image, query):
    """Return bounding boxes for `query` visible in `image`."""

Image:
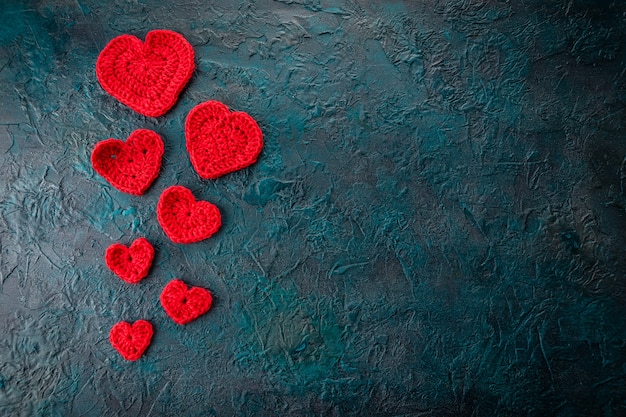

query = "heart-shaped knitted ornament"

[157,185,221,244]
[105,237,154,284]
[109,320,153,361]
[185,100,263,179]
[160,279,213,325]
[96,29,195,117]
[91,129,164,195]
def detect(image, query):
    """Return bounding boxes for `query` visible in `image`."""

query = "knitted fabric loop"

[91,129,164,195]
[157,185,221,244]
[109,320,153,361]
[185,100,263,179]
[96,29,195,117]
[105,237,154,284]
[160,279,213,325]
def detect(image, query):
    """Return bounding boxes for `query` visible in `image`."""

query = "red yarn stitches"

[185,100,263,179]
[160,279,213,325]
[157,185,221,244]
[109,320,153,361]
[96,30,195,117]
[105,237,154,284]
[91,129,164,195]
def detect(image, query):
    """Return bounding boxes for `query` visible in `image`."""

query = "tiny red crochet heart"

[96,29,195,117]
[160,279,213,325]
[91,129,164,195]
[185,100,263,179]
[105,237,154,284]
[157,185,221,244]
[109,320,153,361]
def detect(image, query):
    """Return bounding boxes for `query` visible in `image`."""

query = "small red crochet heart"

[105,237,154,284]
[109,320,153,361]
[96,29,195,117]
[185,100,263,179]
[91,129,164,195]
[157,185,221,244]
[160,279,213,325]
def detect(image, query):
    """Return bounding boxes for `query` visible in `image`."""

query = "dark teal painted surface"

[0,0,625,415]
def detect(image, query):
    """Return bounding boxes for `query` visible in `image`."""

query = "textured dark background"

[1,0,625,416]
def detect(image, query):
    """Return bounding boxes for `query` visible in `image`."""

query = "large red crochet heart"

[160,279,213,325]
[105,237,154,284]
[96,29,195,117]
[185,100,263,179]
[157,185,221,244]
[91,129,164,195]
[109,320,153,361]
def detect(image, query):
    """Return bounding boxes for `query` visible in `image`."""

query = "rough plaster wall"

[0,0,625,415]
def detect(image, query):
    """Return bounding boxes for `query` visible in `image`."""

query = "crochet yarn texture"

[186,100,263,179]
[160,279,213,325]
[105,237,154,284]
[157,185,221,244]
[91,129,164,195]
[96,29,195,117]
[109,320,153,361]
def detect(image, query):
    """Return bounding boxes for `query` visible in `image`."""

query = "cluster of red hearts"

[90,30,263,361]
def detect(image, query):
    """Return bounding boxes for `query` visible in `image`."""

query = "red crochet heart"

[185,100,263,179]
[109,320,153,361]
[157,185,221,244]
[91,129,164,195]
[160,279,213,325]
[105,237,154,284]
[96,29,195,117]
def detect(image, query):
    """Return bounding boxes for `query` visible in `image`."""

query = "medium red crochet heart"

[109,320,153,361]
[160,279,213,325]
[185,100,263,179]
[157,185,221,244]
[96,29,195,117]
[91,129,164,195]
[105,237,154,284]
